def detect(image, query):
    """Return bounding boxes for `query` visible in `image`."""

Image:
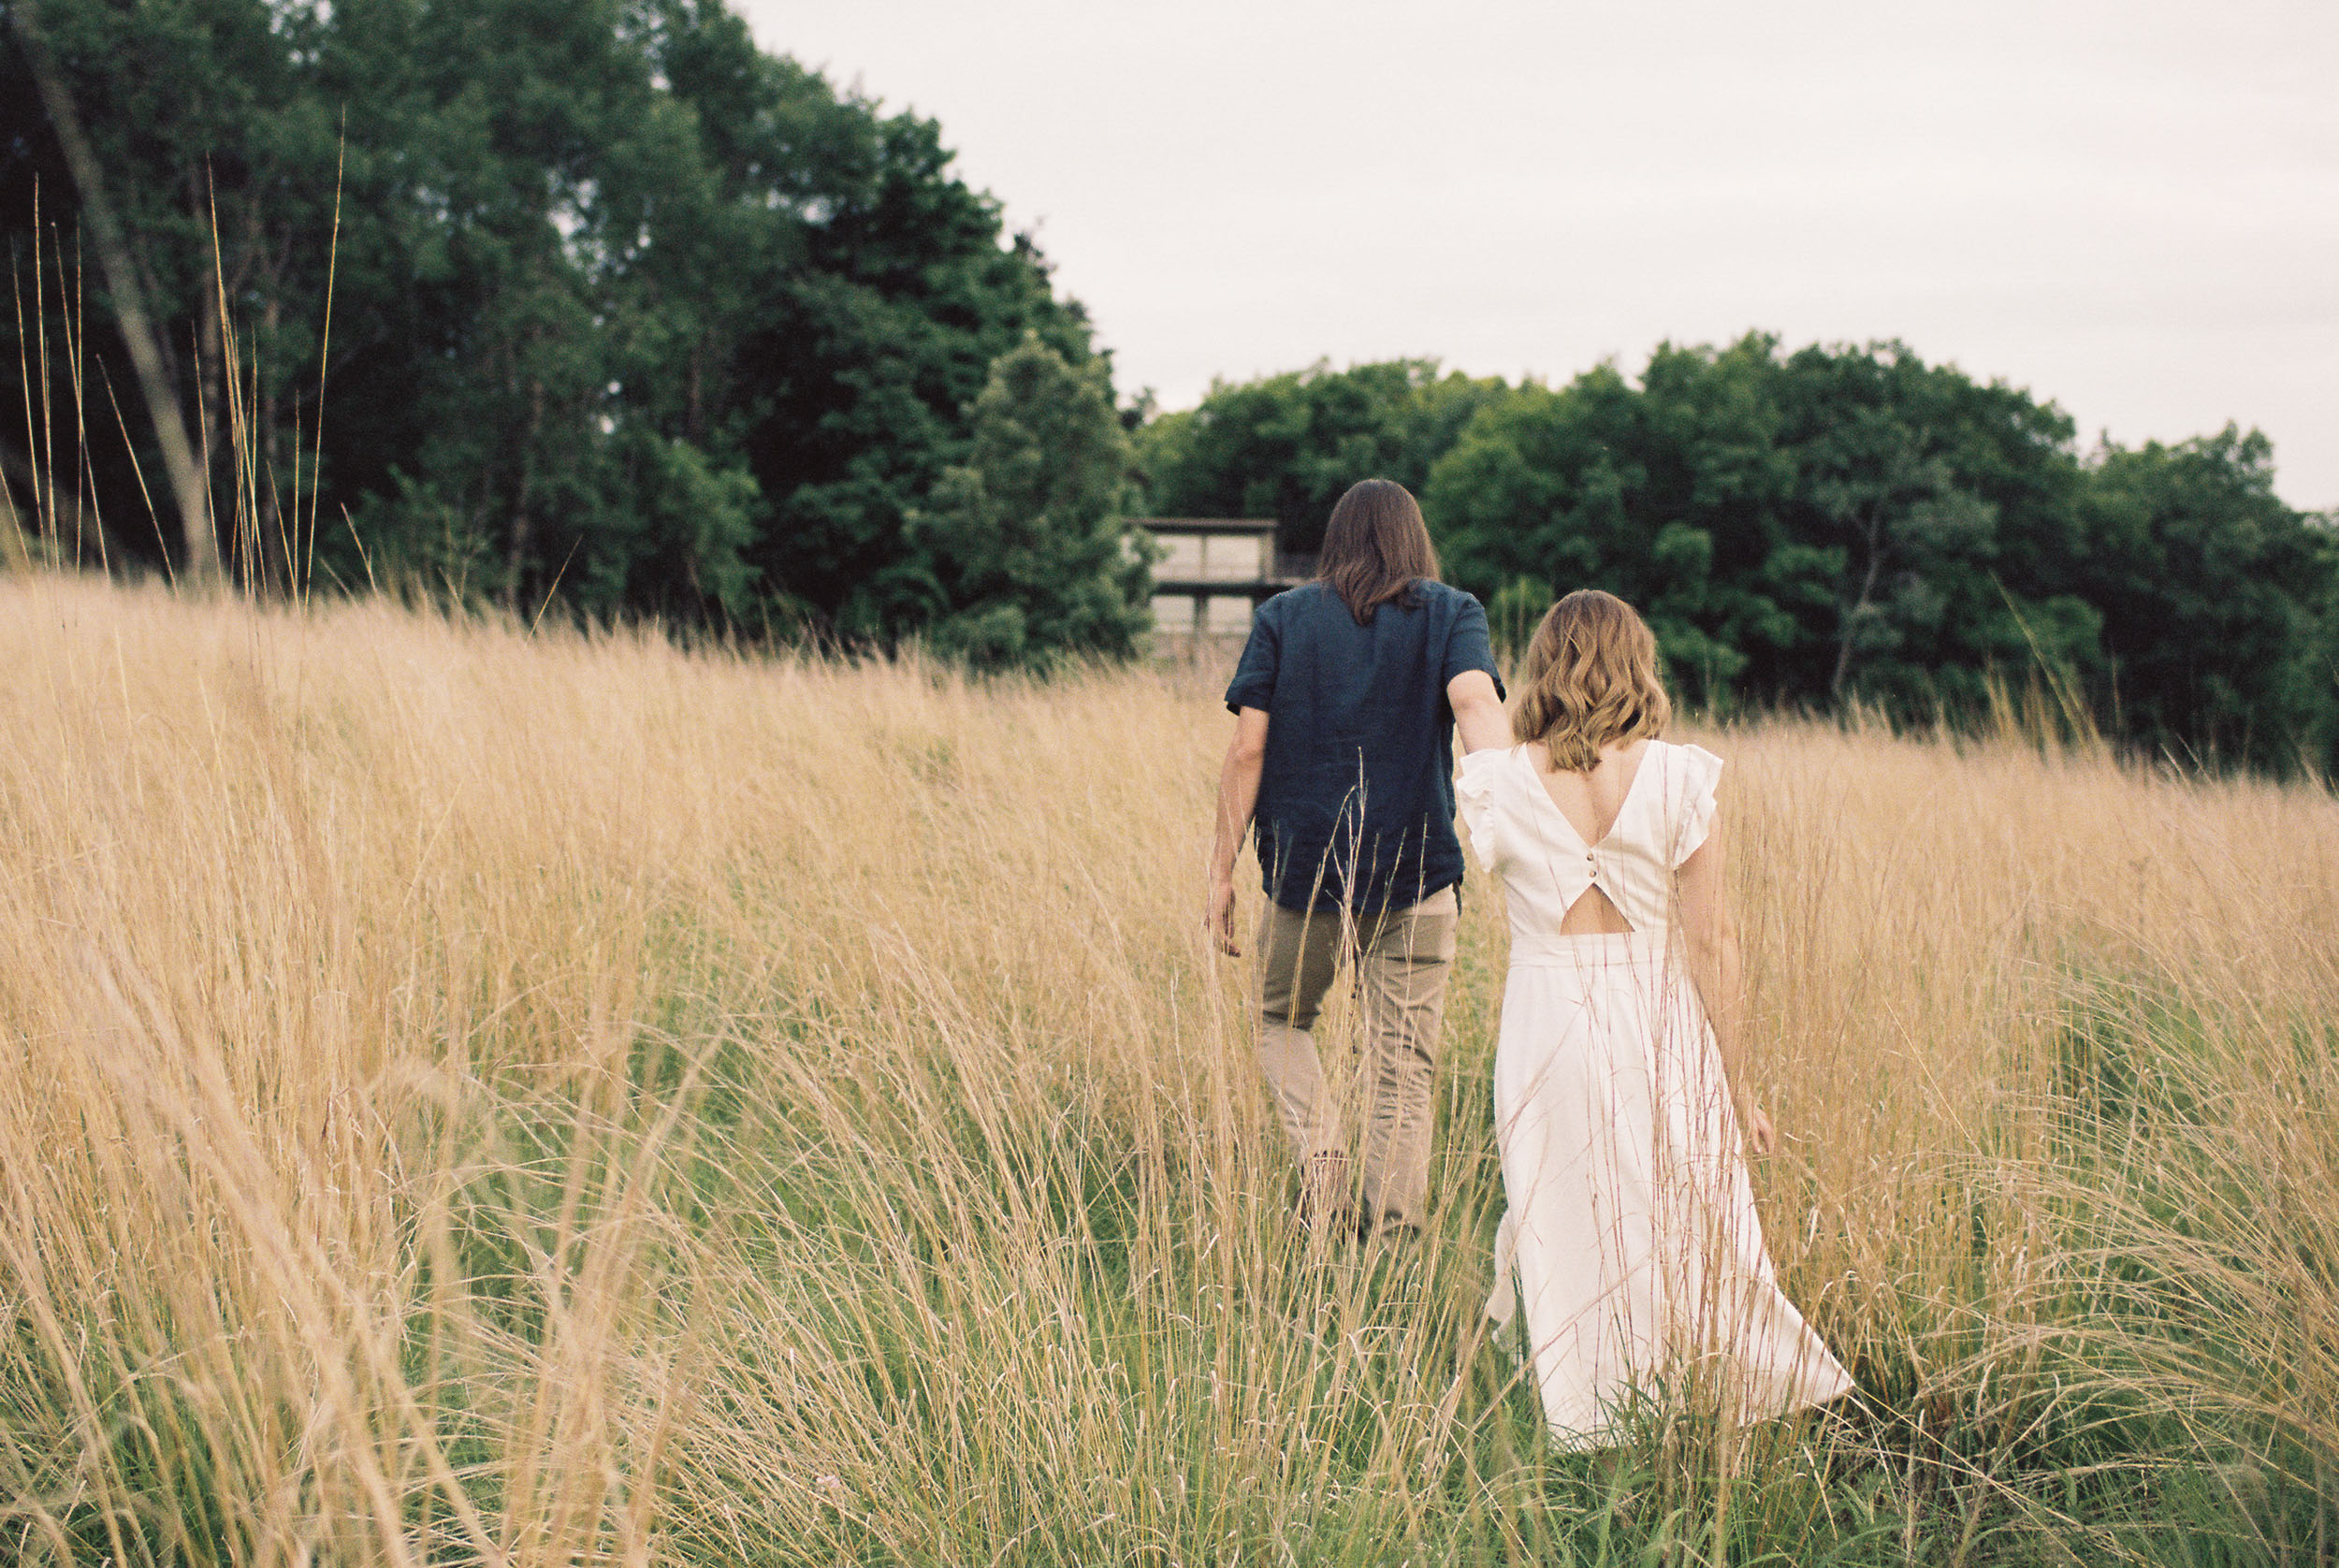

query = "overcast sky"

[738,0,2338,510]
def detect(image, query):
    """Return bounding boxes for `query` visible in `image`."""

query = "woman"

[1456,589,1852,1446]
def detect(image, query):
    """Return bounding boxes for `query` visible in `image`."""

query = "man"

[1207,478,1511,1238]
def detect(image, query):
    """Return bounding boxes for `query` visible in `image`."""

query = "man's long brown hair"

[1316,478,1441,625]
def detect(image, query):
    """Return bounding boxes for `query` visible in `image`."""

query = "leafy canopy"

[911,335,1151,670]
[2,0,1144,658]
[1141,337,2337,773]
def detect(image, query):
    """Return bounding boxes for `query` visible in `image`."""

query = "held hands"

[1206,876,1242,956]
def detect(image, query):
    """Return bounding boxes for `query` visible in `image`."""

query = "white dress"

[1456,740,1852,1448]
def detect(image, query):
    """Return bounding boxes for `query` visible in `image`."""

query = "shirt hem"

[1263,868,1465,916]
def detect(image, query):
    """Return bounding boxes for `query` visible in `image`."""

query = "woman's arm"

[1206,706,1271,955]
[1676,819,1776,1154]
[1447,670,1509,754]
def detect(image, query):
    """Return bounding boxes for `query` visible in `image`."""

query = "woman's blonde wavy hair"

[1511,589,1672,772]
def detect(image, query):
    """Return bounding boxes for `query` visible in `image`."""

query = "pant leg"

[1254,898,1348,1167]
[1353,885,1460,1231]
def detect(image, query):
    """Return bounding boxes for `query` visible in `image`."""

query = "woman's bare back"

[1527,737,1649,935]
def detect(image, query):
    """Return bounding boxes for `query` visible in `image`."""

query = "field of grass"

[4,573,2338,1565]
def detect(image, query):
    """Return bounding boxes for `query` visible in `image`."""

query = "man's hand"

[1208,708,1269,958]
[1746,1105,1778,1156]
[1207,876,1242,956]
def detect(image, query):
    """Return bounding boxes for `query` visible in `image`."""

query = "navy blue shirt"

[1225,580,1504,914]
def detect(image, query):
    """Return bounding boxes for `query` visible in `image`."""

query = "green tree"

[2074,428,2333,769]
[3,0,1119,661]
[694,42,1100,641]
[1769,340,2099,713]
[322,0,776,615]
[1136,358,1509,556]
[909,336,1149,669]
[1424,344,1823,705]
[2,0,330,581]
[1425,336,2103,714]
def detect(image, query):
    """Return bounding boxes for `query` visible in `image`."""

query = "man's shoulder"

[1409,580,1490,633]
[1260,579,1483,630]
[1414,579,1483,613]
[1256,582,1330,626]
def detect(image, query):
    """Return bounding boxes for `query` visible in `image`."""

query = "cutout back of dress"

[1526,740,1649,935]
[1455,738,1726,960]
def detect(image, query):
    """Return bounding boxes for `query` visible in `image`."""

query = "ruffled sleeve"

[1671,743,1726,867]
[1454,747,1509,873]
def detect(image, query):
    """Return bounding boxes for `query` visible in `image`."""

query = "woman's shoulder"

[1651,736,1724,767]
[1648,738,1726,800]
[1654,739,1727,864]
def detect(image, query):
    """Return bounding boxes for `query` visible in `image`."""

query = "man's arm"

[1447,669,1509,754]
[1207,706,1271,955]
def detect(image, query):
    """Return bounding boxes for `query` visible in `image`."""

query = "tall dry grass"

[2,572,2337,1565]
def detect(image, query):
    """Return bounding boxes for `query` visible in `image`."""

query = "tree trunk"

[1830,509,1887,701]
[503,371,546,610]
[11,0,217,579]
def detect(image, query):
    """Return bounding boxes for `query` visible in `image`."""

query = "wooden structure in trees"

[1136,518,1310,647]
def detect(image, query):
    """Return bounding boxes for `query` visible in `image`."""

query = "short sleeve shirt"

[1225,580,1504,913]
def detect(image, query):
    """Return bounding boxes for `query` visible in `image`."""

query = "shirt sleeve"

[1672,744,1726,867]
[1223,601,1280,714]
[1453,748,1509,873]
[1441,594,1505,701]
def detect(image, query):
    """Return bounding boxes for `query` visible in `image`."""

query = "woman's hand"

[1746,1105,1778,1156]
[1206,876,1242,956]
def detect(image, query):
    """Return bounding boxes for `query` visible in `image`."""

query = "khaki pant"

[1255,885,1459,1232]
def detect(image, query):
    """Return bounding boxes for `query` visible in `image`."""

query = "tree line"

[5,0,2333,769]
[1143,349,2337,773]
